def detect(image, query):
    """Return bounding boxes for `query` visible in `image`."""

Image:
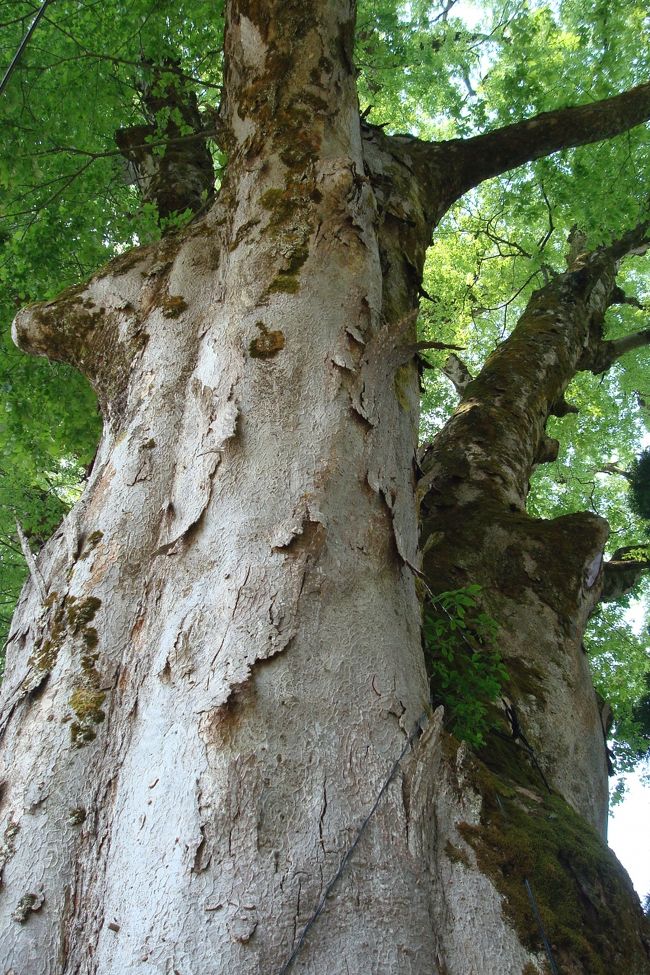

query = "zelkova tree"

[1,1,650,972]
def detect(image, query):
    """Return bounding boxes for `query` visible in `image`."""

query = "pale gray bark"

[0,150,540,975]
[2,1,650,973]
[0,3,435,971]
[442,353,473,397]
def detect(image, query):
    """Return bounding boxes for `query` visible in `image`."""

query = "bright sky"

[450,1,484,28]
[609,772,650,901]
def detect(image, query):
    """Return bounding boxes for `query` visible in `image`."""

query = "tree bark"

[1,3,650,973]
[417,231,650,970]
[418,227,650,806]
[602,546,650,602]
[1,3,435,970]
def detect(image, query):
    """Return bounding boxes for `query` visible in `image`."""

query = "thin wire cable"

[498,702,552,794]
[1,0,56,97]
[276,711,428,975]
[275,566,556,974]
[524,878,561,975]
[496,794,561,974]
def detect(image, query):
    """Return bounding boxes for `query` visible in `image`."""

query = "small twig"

[537,181,555,253]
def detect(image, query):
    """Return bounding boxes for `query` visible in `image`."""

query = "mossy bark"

[417,239,650,969]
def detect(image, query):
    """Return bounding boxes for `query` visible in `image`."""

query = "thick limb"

[376,81,650,225]
[601,546,650,602]
[417,222,650,839]
[434,81,650,209]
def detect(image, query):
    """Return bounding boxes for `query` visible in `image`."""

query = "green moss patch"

[445,840,471,868]
[266,243,309,295]
[69,686,106,720]
[30,591,108,747]
[79,530,103,560]
[459,750,650,973]
[82,627,99,651]
[30,595,66,672]
[268,275,300,294]
[66,595,102,633]
[161,293,188,318]
[249,322,285,359]
[70,687,106,746]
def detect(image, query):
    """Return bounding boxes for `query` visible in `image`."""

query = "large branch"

[589,327,650,373]
[601,546,650,602]
[442,352,473,396]
[438,81,650,206]
[115,59,215,221]
[417,224,650,510]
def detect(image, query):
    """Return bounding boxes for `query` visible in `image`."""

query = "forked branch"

[590,328,650,374]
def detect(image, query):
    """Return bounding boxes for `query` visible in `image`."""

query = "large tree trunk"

[1,2,649,973]
[1,3,433,971]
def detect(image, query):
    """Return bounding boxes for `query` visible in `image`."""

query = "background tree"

[1,1,650,972]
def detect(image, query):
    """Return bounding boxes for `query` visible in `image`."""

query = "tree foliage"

[423,584,507,748]
[1,0,649,772]
[630,448,650,522]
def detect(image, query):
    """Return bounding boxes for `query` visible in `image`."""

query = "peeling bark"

[0,4,432,970]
